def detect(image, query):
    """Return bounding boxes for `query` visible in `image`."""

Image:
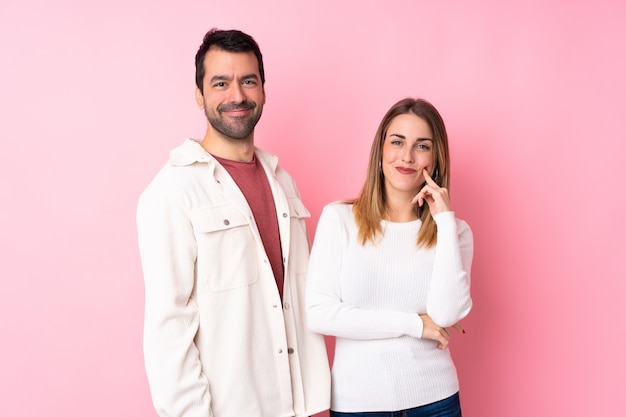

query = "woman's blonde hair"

[350,98,451,248]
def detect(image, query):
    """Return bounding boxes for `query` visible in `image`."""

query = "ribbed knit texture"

[306,202,473,412]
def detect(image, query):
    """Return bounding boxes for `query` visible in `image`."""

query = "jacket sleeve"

[426,211,474,327]
[137,184,212,417]
[306,204,424,340]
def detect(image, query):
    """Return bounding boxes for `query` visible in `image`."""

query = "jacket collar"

[169,138,279,172]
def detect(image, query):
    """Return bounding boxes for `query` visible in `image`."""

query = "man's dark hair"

[195,28,265,92]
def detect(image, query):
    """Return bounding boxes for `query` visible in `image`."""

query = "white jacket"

[137,139,330,417]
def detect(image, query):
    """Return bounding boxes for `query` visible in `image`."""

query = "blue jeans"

[329,392,462,417]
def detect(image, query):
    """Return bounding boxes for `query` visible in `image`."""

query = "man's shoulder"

[169,138,210,166]
[254,147,301,192]
[140,140,212,197]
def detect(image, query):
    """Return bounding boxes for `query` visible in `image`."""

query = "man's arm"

[137,186,211,417]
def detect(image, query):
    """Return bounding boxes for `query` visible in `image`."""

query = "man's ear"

[195,87,204,109]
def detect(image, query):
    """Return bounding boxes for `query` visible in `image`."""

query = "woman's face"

[381,113,434,197]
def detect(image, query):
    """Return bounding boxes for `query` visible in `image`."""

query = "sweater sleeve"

[306,204,423,340]
[137,182,212,417]
[426,211,474,327]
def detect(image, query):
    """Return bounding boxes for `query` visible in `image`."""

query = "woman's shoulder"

[454,217,473,244]
[323,200,352,209]
[319,201,354,222]
[455,216,471,232]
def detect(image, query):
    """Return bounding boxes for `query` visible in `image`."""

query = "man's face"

[196,48,266,141]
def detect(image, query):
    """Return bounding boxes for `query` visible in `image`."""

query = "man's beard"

[205,101,263,140]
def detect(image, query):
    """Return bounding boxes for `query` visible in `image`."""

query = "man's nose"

[228,83,245,103]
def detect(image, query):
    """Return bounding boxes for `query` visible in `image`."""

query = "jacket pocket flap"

[190,205,249,233]
[288,197,311,219]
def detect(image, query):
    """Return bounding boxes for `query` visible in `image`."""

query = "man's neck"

[200,132,255,162]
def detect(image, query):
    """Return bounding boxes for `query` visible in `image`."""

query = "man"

[137,28,330,417]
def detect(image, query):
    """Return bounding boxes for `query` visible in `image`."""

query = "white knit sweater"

[306,202,473,412]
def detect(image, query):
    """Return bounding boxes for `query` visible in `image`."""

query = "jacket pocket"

[190,205,259,291]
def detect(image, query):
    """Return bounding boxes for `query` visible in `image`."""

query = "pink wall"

[1,0,624,415]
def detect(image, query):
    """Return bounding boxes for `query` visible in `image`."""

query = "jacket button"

[287,348,294,354]
[282,213,288,218]
[284,303,290,309]
[223,219,230,226]
[278,349,283,354]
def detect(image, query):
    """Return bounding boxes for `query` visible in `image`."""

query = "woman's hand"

[419,314,465,349]
[410,169,451,215]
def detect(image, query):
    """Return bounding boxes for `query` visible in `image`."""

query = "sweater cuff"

[433,211,456,230]
[404,313,424,338]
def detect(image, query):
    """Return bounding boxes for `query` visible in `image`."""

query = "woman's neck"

[384,193,418,223]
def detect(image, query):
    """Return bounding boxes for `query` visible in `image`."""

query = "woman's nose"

[401,148,414,163]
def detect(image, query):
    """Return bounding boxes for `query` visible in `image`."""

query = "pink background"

[1,0,625,415]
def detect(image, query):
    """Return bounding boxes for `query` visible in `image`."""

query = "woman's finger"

[452,323,465,334]
[441,327,451,339]
[410,188,426,205]
[423,169,438,187]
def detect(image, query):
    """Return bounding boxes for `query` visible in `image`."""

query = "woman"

[306,98,473,417]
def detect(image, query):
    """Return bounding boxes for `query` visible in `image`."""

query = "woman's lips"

[396,167,417,174]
